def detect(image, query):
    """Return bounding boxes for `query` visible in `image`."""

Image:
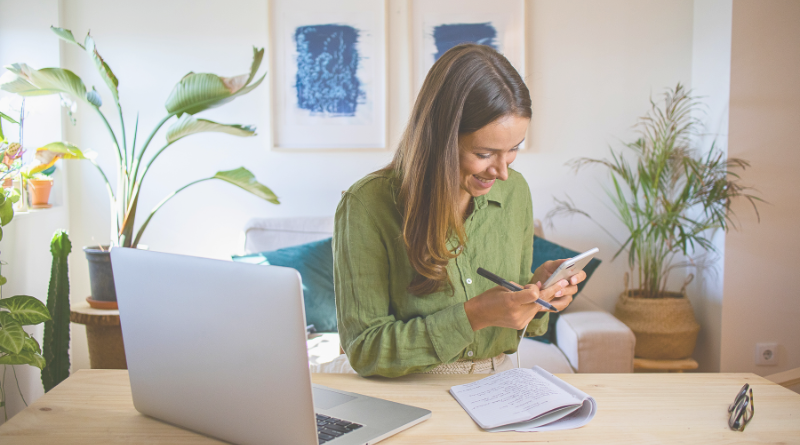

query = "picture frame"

[410,0,527,114]
[269,0,388,150]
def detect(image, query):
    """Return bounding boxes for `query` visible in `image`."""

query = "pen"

[476,267,559,312]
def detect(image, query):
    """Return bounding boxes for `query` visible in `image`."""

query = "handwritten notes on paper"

[449,366,597,432]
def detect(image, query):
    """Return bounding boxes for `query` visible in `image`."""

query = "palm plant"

[548,84,761,298]
[0,27,278,248]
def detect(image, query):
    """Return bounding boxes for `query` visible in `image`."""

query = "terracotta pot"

[27,178,54,206]
[2,177,11,188]
[614,290,700,360]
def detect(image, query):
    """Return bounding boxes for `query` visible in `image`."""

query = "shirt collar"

[480,178,506,208]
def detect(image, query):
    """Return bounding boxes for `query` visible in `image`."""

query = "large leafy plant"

[0,188,51,421]
[0,27,278,247]
[548,84,761,298]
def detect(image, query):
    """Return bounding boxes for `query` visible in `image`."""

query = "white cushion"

[242,216,334,253]
[555,297,636,373]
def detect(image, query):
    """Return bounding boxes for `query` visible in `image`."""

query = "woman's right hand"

[464,282,561,331]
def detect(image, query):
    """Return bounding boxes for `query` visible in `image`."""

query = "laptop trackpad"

[313,387,356,410]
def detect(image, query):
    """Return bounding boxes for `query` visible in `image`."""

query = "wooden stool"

[70,302,127,369]
[634,357,699,373]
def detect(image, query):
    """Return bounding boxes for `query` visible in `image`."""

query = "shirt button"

[466,278,473,284]
[467,351,474,357]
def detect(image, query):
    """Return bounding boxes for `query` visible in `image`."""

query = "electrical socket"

[755,343,779,366]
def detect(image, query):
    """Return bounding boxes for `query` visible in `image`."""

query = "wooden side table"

[70,302,127,369]
[634,357,698,373]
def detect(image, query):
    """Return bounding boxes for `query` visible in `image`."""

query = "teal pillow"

[530,235,601,344]
[232,237,337,332]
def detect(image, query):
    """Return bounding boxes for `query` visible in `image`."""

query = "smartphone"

[541,247,599,289]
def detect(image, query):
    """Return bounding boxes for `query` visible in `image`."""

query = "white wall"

[6,0,760,404]
[721,0,800,376]
[54,0,698,372]
[0,0,67,423]
[687,0,733,372]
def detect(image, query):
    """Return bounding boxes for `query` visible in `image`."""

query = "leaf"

[0,275,6,286]
[0,111,19,124]
[51,26,85,49]
[23,335,41,354]
[0,111,17,143]
[0,351,46,369]
[84,34,119,103]
[213,167,279,204]
[0,312,26,354]
[165,47,265,116]
[0,196,12,225]
[37,142,91,159]
[1,64,90,104]
[166,115,256,143]
[7,188,20,203]
[24,142,92,175]
[0,295,52,325]
[0,71,55,96]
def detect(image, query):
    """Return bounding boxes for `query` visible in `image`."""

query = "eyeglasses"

[728,384,754,431]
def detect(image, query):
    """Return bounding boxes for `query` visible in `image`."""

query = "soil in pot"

[614,290,700,360]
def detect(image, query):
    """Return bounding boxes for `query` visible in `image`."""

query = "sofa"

[241,216,635,373]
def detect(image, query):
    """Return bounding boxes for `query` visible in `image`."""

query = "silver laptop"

[111,248,431,445]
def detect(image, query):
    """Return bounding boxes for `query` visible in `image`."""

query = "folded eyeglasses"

[728,383,754,431]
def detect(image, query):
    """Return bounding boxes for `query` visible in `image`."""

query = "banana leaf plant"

[0,27,278,248]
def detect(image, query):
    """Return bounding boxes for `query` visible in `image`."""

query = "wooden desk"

[1,370,799,444]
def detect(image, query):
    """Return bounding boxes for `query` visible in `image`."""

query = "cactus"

[41,230,71,393]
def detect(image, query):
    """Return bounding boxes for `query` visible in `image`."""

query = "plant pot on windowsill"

[614,289,700,360]
[27,177,54,208]
[84,246,117,307]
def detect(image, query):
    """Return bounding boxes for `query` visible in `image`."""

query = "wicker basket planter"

[614,290,700,360]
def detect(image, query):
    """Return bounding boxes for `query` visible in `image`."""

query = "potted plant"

[1,110,21,189]
[0,187,51,421]
[1,27,279,306]
[548,84,762,360]
[25,172,54,208]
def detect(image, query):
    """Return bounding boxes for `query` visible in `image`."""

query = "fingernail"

[555,290,562,297]
[560,280,568,288]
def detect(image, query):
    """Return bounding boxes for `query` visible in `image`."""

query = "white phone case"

[541,248,599,289]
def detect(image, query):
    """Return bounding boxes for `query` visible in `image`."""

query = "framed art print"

[270,0,387,150]
[411,0,526,100]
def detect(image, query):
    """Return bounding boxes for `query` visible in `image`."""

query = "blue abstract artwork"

[432,23,498,60]
[294,24,364,117]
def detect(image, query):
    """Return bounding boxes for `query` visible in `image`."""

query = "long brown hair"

[387,44,531,295]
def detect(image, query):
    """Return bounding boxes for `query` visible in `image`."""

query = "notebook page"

[449,367,582,429]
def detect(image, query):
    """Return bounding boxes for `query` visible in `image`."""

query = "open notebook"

[450,366,597,432]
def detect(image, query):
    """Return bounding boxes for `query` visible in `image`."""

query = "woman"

[333,44,585,377]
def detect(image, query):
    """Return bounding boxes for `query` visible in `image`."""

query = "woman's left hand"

[530,259,587,312]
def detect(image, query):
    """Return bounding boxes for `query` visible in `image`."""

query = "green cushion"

[529,235,602,344]
[232,237,337,332]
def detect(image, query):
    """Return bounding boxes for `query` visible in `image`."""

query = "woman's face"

[458,114,529,201]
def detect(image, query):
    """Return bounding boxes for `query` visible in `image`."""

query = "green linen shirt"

[333,168,549,378]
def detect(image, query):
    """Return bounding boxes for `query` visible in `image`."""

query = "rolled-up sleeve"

[334,193,474,377]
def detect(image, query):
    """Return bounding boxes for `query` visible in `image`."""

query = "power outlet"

[755,343,779,366]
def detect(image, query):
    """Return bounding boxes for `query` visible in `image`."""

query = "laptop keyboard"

[316,413,363,443]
